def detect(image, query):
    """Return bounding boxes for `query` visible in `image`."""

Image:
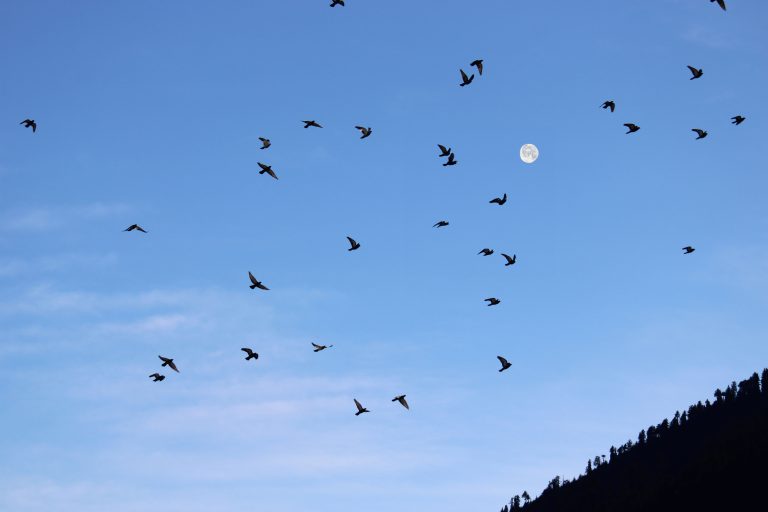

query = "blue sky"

[1,1,767,510]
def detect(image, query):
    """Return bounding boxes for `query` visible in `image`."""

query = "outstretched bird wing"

[398,396,410,410]
[460,69,470,82]
[497,356,510,367]
[354,399,365,412]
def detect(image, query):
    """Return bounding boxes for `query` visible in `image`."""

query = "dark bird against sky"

[258,162,279,180]
[330,0,345,7]
[624,123,640,134]
[712,0,726,11]
[248,272,269,290]
[149,373,165,382]
[687,65,704,80]
[392,395,410,410]
[303,120,322,129]
[158,355,179,373]
[433,220,449,228]
[478,248,494,256]
[601,100,615,112]
[683,246,696,254]
[501,253,517,266]
[355,126,372,139]
[241,348,259,361]
[20,119,36,132]
[497,356,512,372]
[443,152,457,166]
[354,399,369,416]
[470,59,484,76]
[259,137,271,149]
[692,129,708,140]
[346,236,361,251]
[731,115,745,125]
[459,69,474,87]
[312,342,333,352]
[124,224,147,233]
[485,298,501,306]
[490,193,507,206]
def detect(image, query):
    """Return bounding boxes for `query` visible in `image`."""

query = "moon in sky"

[520,144,539,164]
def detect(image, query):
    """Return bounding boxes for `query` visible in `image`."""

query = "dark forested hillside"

[500,369,768,512]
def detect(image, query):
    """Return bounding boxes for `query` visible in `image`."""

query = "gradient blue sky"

[1,1,767,511]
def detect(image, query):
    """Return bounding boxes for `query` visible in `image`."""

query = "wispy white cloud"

[0,202,131,232]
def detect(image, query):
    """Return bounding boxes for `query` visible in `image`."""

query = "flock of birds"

[15,0,742,417]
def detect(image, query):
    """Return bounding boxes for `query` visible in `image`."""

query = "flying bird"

[624,123,640,134]
[478,248,494,256]
[330,0,345,6]
[312,342,333,352]
[490,193,507,206]
[258,162,278,180]
[158,356,179,373]
[248,272,269,290]
[433,220,449,228]
[20,119,36,132]
[392,395,410,410]
[497,356,512,372]
[731,115,745,125]
[470,59,484,76]
[459,69,474,87]
[683,246,696,254]
[303,120,323,129]
[258,137,271,149]
[355,126,372,139]
[601,100,616,112]
[354,399,370,416]
[124,224,147,233]
[149,373,165,382]
[241,348,259,361]
[687,65,704,80]
[442,153,458,166]
[501,253,517,266]
[711,0,726,11]
[485,298,501,306]
[437,144,452,157]
[346,236,361,251]
[692,129,708,140]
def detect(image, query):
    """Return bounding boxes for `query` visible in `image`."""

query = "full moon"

[520,143,539,164]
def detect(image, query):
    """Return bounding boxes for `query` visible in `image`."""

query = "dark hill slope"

[501,369,768,512]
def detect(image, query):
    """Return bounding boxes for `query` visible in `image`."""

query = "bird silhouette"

[692,129,708,140]
[731,116,746,126]
[624,123,640,134]
[683,246,696,254]
[346,236,361,251]
[149,373,165,382]
[437,144,452,157]
[241,348,259,361]
[258,137,271,149]
[489,193,507,205]
[433,220,449,228]
[392,395,410,410]
[312,342,333,352]
[443,153,458,166]
[20,119,36,132]
[248,272,269,290]
[124,224,147,233]
[497,356,512,372]
[485,298,501,306]
[459,69,474,87]
[330,0,345,6]
[478,248,494,256]
[711,0,726,11]
[601,100,615,112]
[355,126,372,139]
[470,59,484,76]
[354,399,369,416]
[687,65,704,80]
[303,120,323,129]
[501,253,517,266]
[258,162,278,180]
[158,356,179,373]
